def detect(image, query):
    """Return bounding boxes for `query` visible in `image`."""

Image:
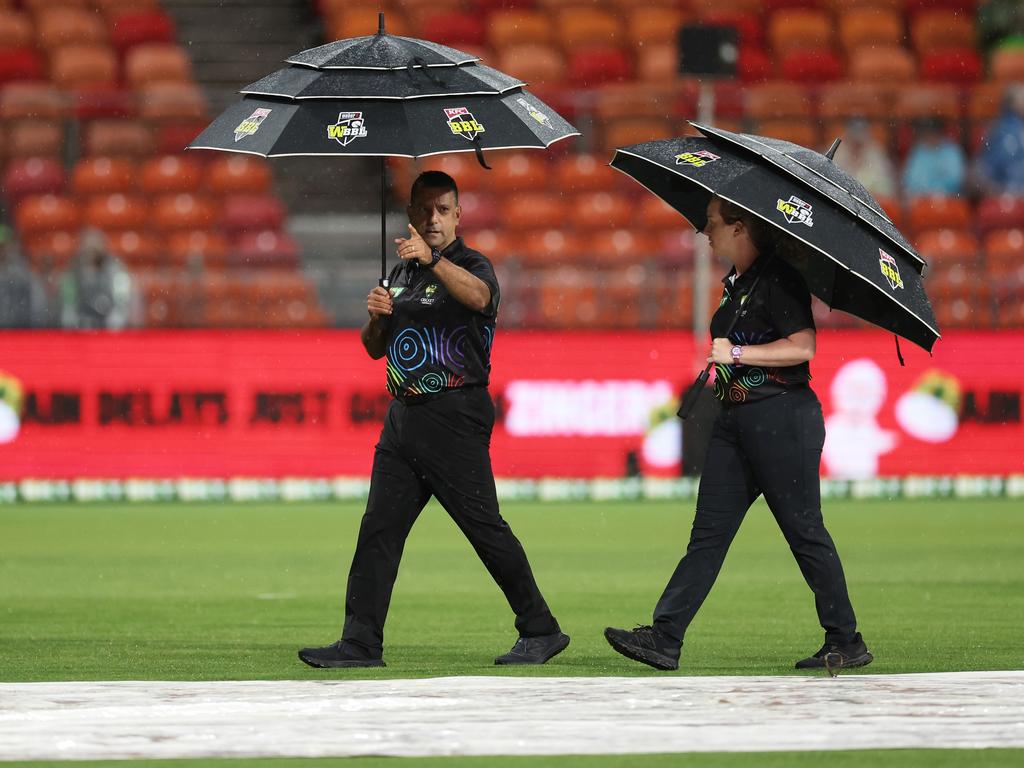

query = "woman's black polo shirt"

[380,237,499,398]
[710,253,815,405]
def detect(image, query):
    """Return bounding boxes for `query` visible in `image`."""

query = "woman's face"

[702,198,737,263]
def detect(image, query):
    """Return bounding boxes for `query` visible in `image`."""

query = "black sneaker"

[795,632,873,670]
[604,625,680,671]
[298,640,385,669]
[494,631,570,665]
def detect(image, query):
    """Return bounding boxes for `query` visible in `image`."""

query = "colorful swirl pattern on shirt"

[386,323,491,396]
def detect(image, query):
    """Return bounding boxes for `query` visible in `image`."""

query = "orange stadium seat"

[518,229,587,266]
[96,0,160,15]
[15,193,81,234]
[625,7,690,47]
[910,10,976,53]
[555,153,619,193]
[920,49,983,83]
[556,8,624,49]
[138,83,208,121]
[140,154,204,194]
[763,0,826,10]
[152,192,220,232]
[755,118,821,149]
[49,44,118,89]
[606,0,683,8]
[595,82,695,121]
[585,230,662,267]
[0,48,46,85]
[487,10,553,49]
[745,81,814,120]
[600,116,673,154]
[985,228,1024,269]
[35,6,107,49]
[977,195,1024,235]
[85,192,150,231]
[848,46,917,82]
[105,228,162,266]
[767,9,833,57]
[71,156,137,195]
[221,194,286,236]
[205,155,272,195]
[914,228,981,265]
[125,43,192,87]
[108,10,176,52]
[892,84,962,123]
[838,8,904,52]
[635,43,678,83]
[906,195,972,233]
[83,119,154,157]
[2,156,64,206]
[569,191,634,230]
[0,82,65,120]
[818,82,892,122]
[168,230,229,267]
[968,81,1007,124]
[22,229,80,265]
[486,152,549,191]
[904,0,979,18]
[0,10,33,48]
[503,191,568,230]
[990,48,1024,82]
[639,196,685,231]
[535,266,598,328]
[20,0,89,9]
[495,44,565,86]
[328,11,411,40]
[4,118,63,159]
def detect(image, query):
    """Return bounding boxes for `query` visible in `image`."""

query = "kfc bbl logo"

[776,195,814,227]
[674,150,720,168]
[233,108,271,142]
[445,107,485,140]
[328,111,368,146]
[879,249,904,290]
[516,98,551,128]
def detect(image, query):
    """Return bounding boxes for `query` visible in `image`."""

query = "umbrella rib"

[238,88,523,100]
[610,150,942,344]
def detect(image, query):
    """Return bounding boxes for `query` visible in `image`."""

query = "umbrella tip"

[378,12,385,35]
[825,137,841,161]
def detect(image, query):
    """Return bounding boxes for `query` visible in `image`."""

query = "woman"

[604,195,872,672]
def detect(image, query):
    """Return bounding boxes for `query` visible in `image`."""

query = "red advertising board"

[0,330,1021,479]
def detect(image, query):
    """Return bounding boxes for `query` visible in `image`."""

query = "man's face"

[407,187,460,250]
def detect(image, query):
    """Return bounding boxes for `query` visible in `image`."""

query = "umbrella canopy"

[187,14,579,284]
[610,127,940,353]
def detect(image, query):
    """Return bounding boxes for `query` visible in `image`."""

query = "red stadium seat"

[0,48,46,85]
[534,266,598,328]
[907,195,972,234]
[15,194,81,234]
[892,84,962,123]
[638,196,685,231]
[85,193,150,232]
[910,10,976,54]
[779,49,844,82]
[756,118,822,149]
[696,10,762,48]
[138,83,207,122]
[745,81,814,120]
[96,0,160,15]
[420,12,487,47]
[600,116,673,154]
[567,47,631,88]
[140,154,204,194]
[914,228,981,265]
[585,230,662,267]
[920,49,983,83]
[495,43,565,86]
[221,194,286,236]
[23,229,80,265]
[985,228,1024,270]
[818,82,893,122]
[455,190,500,230]
[230,230,301,269]
[635,43,678,83]
[625,7,690,47]
[519,229,587,266]
[977,196,1024,235]
[155,120,207,155]
[109,10,176,53]
[2,156,64,206]
[737,46,773,82]
[71,156,137,195]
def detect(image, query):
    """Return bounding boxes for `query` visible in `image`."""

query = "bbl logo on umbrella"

[777,195,814,227]
[674,150,720,168]
[233,108,272,142]
[516,97,552,128]
[879,249,904,290]
[444,107,485,140]
[328,111,368,146]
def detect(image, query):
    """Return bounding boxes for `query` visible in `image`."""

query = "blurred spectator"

[972,83,1024,196]
[901,117,967,198]
[835,117,897,198]
[0,225,47,328]
[59,228,140,330]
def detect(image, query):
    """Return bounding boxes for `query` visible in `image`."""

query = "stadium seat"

[155,120,207,155]
[140,154,204,194]
[848,46,917,81]
[779,49,844,82]
[904,0,979,18]
[22,229,80,264]
[767,9,833,57]
[83,119,154,157]
[0,48,46,85]
[4,118,63,159]
[910,10,976,54]
[755,118,821,149]
[818,82,892,122]
[205,155,272,195]
[567,47,631,88]
[495,44,565,86]
[71,156,137,195]
[85,192,150,231]
[0,10,33,49]
[221,194,286,236]
[920,49,982,83]
[138,83,208,122]
[977,196,1024,235]
[70,83,136,120]
[108,10,176,53]
[984,228,1024,269]
[906,195,972,233]
[420,12,487,47]
[230,230,301,270]
[327,10,412,40]
[503,191,568,230]
[20,0,90,9]
[95,0,160,15]
[968,81,1007,124]
[737,46,773,82]
[586,230,662,268]
[600,116,673,154]
[914,228,981,265]
[518,229,586,266]
[556,8,624,49]
[105,228,162,265]
[745,81,814,120]
[534,266,598,328]
[625,7,690,47]
[35,6,108,49]
[892,84,962,123]
[555,153,619,193]
[1,156,64,207]
[763,0,826,10]
[152,192,220,232]
[168,230,230,267]
[990,48,1024,82]
[635,43,678,83]
[638,196,685,231]
[15,193,81,234]
[486,152,549,192]
[569,191,634,230]
[125,43,192,87]
[696,10,763,48]
[49,44,118,89]
[838,7,903,52]
[456,189,500,229]
[488,10,553,49]
[595,83,687,121]
[0,82,65,120]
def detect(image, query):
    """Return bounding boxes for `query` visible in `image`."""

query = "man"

[299,171,569,668]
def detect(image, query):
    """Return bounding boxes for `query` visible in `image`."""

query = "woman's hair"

[716,196,806,266]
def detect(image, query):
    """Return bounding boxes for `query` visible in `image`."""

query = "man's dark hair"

[410,170,458,204]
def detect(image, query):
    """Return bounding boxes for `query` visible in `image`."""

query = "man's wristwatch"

[423,248,442,269]
[731,345,744,366]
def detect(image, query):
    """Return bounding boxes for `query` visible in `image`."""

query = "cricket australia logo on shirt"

[879,249,904,290]
[777,195,814,227]
[445,107,485,140]
[674,150,720,168]
[516,97,552,128]
[328,111,368,146]
[233,108,271,142]
[420,284,439,305]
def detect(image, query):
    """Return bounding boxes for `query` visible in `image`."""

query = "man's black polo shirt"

[710,253,815,405]
[380,237,499,399]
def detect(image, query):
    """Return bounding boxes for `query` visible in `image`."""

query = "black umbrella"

[188,14,579,286]
[610,124,940,416]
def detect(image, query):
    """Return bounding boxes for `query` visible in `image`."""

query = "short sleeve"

[459,249,500,317]
[767,261,815,338]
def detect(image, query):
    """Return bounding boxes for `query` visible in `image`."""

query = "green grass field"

[2,497,1022,766]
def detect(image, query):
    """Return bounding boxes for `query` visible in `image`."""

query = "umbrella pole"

[379,156,388,288]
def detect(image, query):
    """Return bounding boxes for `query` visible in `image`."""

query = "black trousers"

[341,387,559,654]
[653,387,858,647]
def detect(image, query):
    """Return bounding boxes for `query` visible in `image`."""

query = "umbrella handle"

[677,366,712,420]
